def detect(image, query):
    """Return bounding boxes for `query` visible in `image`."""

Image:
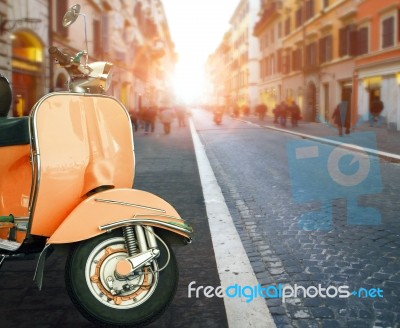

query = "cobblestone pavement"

[133,122,228,328]
[193,109,400,328]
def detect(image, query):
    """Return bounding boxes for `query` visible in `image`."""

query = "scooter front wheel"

[65,229,178,327]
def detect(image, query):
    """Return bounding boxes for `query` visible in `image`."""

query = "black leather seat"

[0,74,12,118]
[0,117,30,147]
[0,74,30,147]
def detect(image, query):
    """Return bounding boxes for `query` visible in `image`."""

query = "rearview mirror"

[62,4,81,27]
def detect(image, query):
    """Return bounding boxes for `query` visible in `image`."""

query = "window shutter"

[277,49,282,73]
[311,42,317,67]
[339,27,346,56]
[398,10,400,42]
[56,1,68,37]
[382,16,394,48]
[326,35,332,61]
[358,27,368,55]
[319,38,324,63]
[102,15,110,54]
[349,30,358,56]
[286,53,291,74]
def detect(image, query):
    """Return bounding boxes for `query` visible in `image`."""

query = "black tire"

[65,229,178,327]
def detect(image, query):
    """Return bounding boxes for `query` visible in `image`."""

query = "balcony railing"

[254,1,280,36]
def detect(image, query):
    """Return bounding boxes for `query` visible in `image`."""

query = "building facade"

[1,0,176,117]
[354,0,400,130]
[228,0,260,112]
[0,0,50,116]
[208,0,400,130]
[205,31,231,108]
[253,0,283,111]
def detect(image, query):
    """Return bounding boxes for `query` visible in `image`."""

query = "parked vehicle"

[0,4,192,327]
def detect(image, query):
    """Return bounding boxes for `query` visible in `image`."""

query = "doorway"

[11,30,44,116]
[306,81,317,122]
[341,82,352,126]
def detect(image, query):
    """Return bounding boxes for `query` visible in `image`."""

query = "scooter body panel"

[46,188,192,244]
[0,145,31,218]
[29,93,135,237]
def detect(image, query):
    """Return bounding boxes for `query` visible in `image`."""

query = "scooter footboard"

[47,188,192,244]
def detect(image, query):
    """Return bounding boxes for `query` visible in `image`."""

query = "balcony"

[254,1,280,36]
[150,39,166,60]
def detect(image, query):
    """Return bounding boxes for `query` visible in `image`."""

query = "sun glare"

[172,62,205,105]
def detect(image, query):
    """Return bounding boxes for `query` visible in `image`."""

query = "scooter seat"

[0,117,30,147]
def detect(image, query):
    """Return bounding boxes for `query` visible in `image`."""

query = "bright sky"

[162,0,240,104]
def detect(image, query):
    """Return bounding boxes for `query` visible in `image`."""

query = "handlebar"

[48,47,71,66]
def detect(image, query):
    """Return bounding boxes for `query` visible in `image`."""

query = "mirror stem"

[80,13,89,67]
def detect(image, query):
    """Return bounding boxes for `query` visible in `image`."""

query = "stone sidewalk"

[239,114,400,158]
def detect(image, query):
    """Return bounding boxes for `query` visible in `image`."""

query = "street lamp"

[0,16,42,35]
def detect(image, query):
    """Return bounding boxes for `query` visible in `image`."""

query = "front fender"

[47,188,192,244]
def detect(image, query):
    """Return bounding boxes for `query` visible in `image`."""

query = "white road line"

[189,118,276,328]
[238,118,400,163]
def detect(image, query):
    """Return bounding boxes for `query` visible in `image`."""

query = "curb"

[238,119,400,163]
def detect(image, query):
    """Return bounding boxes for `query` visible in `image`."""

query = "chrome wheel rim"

[85,237,159,309]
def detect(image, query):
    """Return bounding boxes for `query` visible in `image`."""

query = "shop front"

[11,30,45,116]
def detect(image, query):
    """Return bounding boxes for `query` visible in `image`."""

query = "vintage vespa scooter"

[0,4,192,327]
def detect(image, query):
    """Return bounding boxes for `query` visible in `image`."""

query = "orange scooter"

[0,4,192,327]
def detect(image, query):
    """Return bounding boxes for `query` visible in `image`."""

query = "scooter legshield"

[47,188,192,244]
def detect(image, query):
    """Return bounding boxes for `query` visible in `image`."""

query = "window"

[261,57,268,79]
[305,0,314,21]
[278,22,282,39]
[357,27,368,55]
[56,1,68,37]
[285,17,291,36]
[319,35,332,63]
[382,16,394,48]
[398,9,400,42]
[277,49,283,73]
[270,27,274,44]
[270,54,275,75]
[292,48,303,71]
[339,24,354,57]
[102,14,110,54]
[283,50,291,74]
[295,7,303,28]
[93,20,101,57]
[305,42,317,68]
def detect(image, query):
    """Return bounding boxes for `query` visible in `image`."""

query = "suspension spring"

[122,226,138,256]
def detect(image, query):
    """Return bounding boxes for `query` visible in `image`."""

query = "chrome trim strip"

[99,218,192,234]
[94,198,166,213]
[135,213,185,220]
